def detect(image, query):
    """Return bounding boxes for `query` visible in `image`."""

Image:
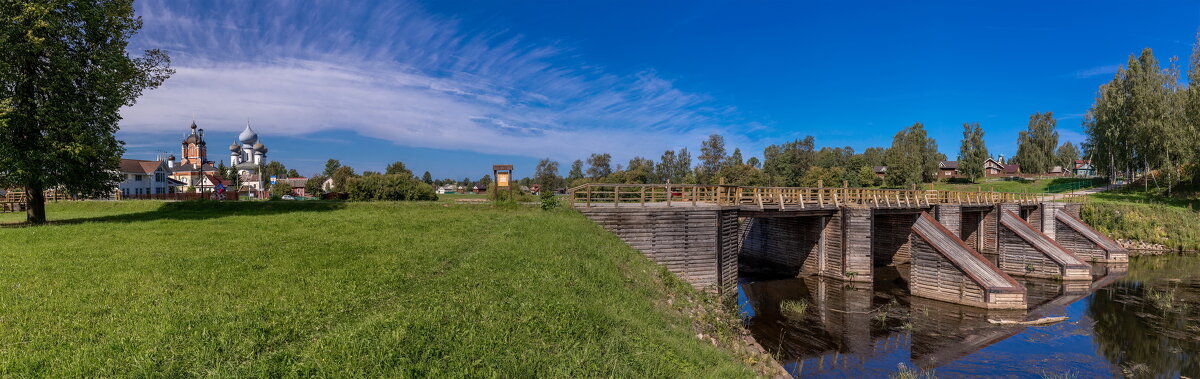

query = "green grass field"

[0,201,755,376]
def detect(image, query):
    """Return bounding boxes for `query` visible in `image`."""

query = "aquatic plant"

[779,298,810,319]
[1039,370,1078,379]
[890,363,936,379]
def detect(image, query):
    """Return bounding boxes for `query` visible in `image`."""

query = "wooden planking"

[872,212,918,265]
[739,215,825,276]
[717,210,740,296]
[841,207,872,280]
[911,213,1021,290]
[934,205,962,239]
[579,207,724,289]
[1054,211,1123,252]
[961,210,983,251]
[999,211,1089,268]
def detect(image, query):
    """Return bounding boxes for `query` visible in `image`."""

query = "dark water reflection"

[738,255,1200,378]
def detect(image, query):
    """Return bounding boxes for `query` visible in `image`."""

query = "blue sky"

[119,1,1200,179]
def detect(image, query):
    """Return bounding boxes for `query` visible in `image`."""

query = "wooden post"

[613,186,619,208]
[640,186,645,207]
[666,185,672,207]
[692,186,697,207]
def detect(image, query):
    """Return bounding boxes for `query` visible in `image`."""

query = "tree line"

[508,114,1081,190]
[1084,35,1200,194]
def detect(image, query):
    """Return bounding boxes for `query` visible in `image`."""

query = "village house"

[116,159,183,197]
[937,161,958,178]
[1073,160,1095,176]
[277,177,309,197]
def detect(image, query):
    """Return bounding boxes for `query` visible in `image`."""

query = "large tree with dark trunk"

[0,0,172,223]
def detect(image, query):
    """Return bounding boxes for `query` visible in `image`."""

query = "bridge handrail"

[567,183,1085,208]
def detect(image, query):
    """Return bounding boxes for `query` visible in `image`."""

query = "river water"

[737,255,1200,378]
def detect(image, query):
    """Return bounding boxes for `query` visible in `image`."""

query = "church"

[228,122,270,193]
[163,120,270,195]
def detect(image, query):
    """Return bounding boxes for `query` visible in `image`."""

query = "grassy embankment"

[0,201,763,376]
[927,177,1101,193]
[1083,182,1200,251]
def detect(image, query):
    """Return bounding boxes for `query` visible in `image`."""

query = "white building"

[117,159,182,197]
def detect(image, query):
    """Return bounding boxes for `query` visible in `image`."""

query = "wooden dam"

[569,183,1127,309]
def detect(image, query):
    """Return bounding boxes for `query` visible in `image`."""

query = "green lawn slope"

[0,201,756,377]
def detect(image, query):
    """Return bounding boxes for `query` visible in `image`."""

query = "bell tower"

[180,120,207,166]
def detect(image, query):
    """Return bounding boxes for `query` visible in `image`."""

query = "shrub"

[488,183,536,203]
[269,182,292,200]
[345,174,437,201]
[539,191,559,210]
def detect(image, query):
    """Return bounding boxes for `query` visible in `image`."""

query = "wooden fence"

[567,183,1086,209]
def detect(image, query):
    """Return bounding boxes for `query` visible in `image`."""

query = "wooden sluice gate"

[997,210,1092,280]
[569,183,1124,309]
[909,212,1026,309]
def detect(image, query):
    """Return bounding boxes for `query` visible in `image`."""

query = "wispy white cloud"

[120,0,754,161]
[1071,64,1120,79]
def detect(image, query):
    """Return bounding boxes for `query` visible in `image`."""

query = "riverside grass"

[0,201,755,377]
[1083,192,1200,251]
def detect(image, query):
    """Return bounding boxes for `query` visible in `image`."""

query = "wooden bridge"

[569,183,1125,310]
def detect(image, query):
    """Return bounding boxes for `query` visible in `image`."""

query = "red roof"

[119,159,163,174]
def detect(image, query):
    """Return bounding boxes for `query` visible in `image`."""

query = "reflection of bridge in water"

[571,183,1127,309]
[739,263,1128,375]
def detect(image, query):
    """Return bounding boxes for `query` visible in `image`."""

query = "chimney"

[167,155,175,169]
[999,154,1005,164]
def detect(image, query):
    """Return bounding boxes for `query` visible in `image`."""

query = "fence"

[567,183,1086,209]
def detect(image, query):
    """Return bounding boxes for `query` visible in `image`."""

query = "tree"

[479,174,492,186]
[286,169,300,178]
[1055,142,1080,173]
[726,148,744,167]
[856,166,879,187]
[422,171,433,184]
[331,166,357,192]
[0,0,173,223]
[746,156,761,169]
[623,157,655,184]
[586,153,612,179]
[698,134,726,183]
[762,136,817,187]
[305,175,328,197]
[1014,112,1059,174]
[323,159,342,177]
[269,182,293,200]
[385,161,413,178]
[885,123,942,186]
[567,159,585,181]
[264,161,288,179]
[533,158,562,189]
[957,123,989,182]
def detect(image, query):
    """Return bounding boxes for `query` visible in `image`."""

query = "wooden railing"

[2,189,74,203]
[568,183,1086,209]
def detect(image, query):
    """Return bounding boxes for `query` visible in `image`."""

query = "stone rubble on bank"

[1117,238,1179,256]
